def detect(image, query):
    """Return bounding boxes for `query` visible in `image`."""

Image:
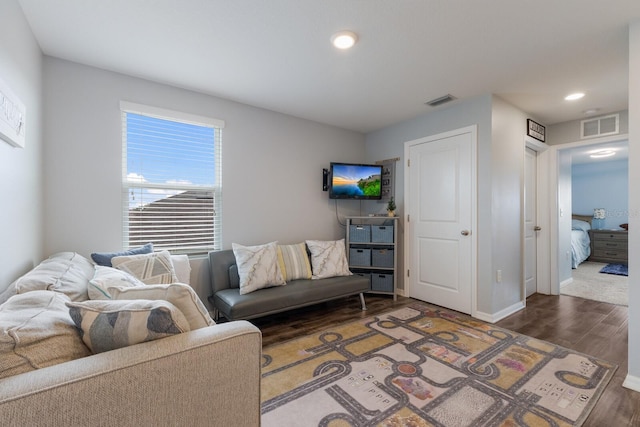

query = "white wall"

[42,57,365,308]
[625,20,640,391]
[0,1,44,292]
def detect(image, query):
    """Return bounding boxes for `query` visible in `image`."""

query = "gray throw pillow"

[67,299,190,354]
[91,243,153,267]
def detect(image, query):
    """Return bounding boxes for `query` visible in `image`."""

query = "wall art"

[0,76,26,148]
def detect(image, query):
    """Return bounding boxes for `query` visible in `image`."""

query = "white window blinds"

[120,102,223,255]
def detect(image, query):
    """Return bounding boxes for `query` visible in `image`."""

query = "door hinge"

[407,159,410,167]
[407,269,410,277]
[407,214,410,222]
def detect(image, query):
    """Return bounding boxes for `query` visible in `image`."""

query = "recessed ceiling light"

[565,92,585,101]
[331,31,358,49]
[589,149,616,159]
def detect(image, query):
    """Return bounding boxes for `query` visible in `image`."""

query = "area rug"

[599,263,628,276]
[261,303,616,427]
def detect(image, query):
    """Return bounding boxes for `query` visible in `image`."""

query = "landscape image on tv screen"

[330,163,382,199]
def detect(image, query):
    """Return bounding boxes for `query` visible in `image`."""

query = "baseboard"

[396,289,405,297]
[623,374,640,392]
[474,300,526,324]
[560,277,573,288]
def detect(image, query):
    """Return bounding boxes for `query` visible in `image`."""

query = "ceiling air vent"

[581,114,619,139]
[425,94,457,107]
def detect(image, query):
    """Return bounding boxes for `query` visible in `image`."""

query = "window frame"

[120,101,224,255]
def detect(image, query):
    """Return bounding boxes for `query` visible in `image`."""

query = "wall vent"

[581,114,619,139]
[425,94,457,107]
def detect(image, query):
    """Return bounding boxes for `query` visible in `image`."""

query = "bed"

[571,214,592,268]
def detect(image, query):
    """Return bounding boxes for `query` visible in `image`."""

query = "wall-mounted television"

[329,162,383,200]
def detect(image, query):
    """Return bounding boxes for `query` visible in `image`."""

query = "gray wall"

[366,94,527,317]
[0,1,44,292]
[489,97,529,313]
[547,110,628,146]
[42,57,365,308]
[366,95,492,298]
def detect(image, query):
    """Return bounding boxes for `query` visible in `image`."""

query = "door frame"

[524,136,550,297]
[547,133,630,295]
[403,125,478,317]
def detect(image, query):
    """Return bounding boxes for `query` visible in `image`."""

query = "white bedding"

[571,220,591,268]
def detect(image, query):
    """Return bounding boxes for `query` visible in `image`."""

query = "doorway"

[547,135,629,295]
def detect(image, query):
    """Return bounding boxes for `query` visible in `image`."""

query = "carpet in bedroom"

[562,262,628,306]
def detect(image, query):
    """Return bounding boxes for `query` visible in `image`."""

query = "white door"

[405,126,476,314]
[524,148,538,297]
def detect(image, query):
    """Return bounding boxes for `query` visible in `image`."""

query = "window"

[120,102,223,255]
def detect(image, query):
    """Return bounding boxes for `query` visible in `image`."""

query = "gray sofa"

[208,249,369,320]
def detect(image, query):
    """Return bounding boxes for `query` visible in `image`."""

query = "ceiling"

[569,140,628,165]
[17,0,640,134]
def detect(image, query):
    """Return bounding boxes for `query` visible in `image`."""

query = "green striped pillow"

[277,243,312,281]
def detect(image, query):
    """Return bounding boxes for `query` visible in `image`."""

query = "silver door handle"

[534,226,541,231]
[461,230,470,236]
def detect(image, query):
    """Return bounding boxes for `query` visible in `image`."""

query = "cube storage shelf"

[346,216,398,300]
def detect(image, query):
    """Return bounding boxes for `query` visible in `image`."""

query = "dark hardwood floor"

[250,293,640,426]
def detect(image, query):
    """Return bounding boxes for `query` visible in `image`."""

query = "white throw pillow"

[67,299,190,354]
[88,266,145,300]
[171,254,191,284]
[232,241,285,295]
[0,252,94,304]
[111,251,178,285]
[109,283,215,330]
[0,291,91,379]
[305,239,353,279]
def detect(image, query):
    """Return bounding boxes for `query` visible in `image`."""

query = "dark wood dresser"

[588,229,628,264]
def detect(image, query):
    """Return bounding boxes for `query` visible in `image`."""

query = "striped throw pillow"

[277,243,312,281]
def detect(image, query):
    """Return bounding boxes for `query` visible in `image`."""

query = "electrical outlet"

[496,270,502,283]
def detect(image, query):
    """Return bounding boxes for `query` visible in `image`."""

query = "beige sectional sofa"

[0,251,262,426]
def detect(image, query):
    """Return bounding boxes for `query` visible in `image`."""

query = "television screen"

[329,162,383,200]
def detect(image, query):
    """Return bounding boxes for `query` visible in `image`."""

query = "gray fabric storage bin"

[372,249,394,268]
[349,248,371,266]
[349,225,371,242]
[353,272,371,288]
[371,273,393,292]
[371,225,394,243]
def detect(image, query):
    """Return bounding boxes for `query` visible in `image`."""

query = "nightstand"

[588,229,628,264]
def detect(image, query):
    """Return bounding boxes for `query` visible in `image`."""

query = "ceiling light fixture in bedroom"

[331,31,358,49]
[589,149,615,159]
[565,92,585,101]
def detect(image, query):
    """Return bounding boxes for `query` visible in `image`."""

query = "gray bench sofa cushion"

[209,249,369,320]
